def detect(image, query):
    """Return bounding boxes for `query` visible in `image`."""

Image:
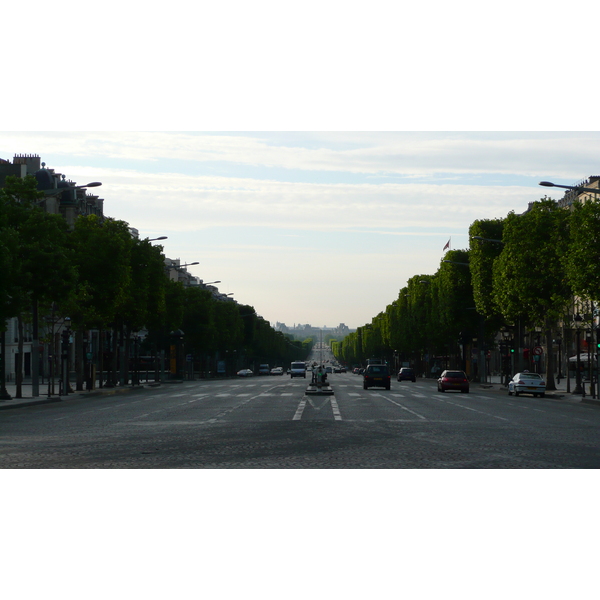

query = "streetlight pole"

[539,181,600,195]
[573,314,584,395]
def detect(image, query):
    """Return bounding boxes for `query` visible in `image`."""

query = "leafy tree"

[564,198,600,300]
[492,199,571,389]
[68,215,134,329]
[434,249,477,371]
[0,175,76,396]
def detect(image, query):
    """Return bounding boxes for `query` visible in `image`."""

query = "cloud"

[3,132,600,180]
[53,165,536,236]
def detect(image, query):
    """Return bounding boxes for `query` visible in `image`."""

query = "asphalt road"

[1,373,600,468]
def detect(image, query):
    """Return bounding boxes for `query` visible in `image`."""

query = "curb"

[0,396,62,410]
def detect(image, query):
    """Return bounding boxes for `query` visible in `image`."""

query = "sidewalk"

[470,374,600,406]
[0,375,240,411]
[0,379,161,410]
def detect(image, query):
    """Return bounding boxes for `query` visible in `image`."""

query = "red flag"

[443,238,450,251]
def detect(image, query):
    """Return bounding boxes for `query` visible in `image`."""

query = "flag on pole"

[443,238,450,251]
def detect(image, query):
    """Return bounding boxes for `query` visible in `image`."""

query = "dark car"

[437,370,469,393]
[397,367,416,382]
[363,364,391,390]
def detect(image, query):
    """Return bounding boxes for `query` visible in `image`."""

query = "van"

[290,361,307,378]
[258,364,270,375]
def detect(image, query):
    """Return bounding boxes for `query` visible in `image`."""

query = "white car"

[508,372,546,397]
[237,369,253,377]
[270,367,284,376]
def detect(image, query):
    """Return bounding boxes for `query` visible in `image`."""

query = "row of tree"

[332,197,600,390]
[0,175,311,396]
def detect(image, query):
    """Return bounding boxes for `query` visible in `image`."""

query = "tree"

[434,249,477,372]
[492,199,571,389]
[564,198,600,299]
[0,175,76,397]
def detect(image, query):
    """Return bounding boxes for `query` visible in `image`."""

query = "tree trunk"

[16,315,24,398]
[545,326,556,391]
[75,329,84,391]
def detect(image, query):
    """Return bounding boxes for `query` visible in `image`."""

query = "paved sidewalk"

[0,379,161,410]
[0,376,238,410]
[470,375,600,406]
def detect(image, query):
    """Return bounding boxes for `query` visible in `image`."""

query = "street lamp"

[471,236,504,244]
[168,262,199,269]
[443,260,470,266]
[539,181,600,194]
[148,236,168,242]
[555,336,563,381]
[200,280,221,285]
[42,181,102,197]
[573,314,584,395]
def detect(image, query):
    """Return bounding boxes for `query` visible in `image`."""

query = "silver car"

[508,372,546,397]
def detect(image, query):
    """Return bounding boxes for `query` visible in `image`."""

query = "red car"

[437,370,469,393]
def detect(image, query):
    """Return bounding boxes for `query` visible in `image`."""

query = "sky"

[2,131,600,329]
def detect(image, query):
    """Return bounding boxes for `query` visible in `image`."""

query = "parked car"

[270,367,284,376]
[258,364,270,375]
[237,369,253,377]
[397,367,416,382]
[508,372,546,397]
[437,370,469,393]
[363,364,391,390]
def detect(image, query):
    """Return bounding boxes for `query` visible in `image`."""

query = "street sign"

[532,346,544,356]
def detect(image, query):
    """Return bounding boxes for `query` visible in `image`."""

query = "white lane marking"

[391,394,405,398]
[293,398,307,420]
[348,393,360,397]
[438,399,509,421]
[281,393,293,396]
[193,393,208,397]
[532,408,546,413]
[382,396,427,420]
[54,416,70,421]
[330,396,342,420]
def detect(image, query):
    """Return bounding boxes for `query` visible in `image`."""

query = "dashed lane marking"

[437,398,509,421]
[382,396,427,420]
[330,396,342,420]
[293,398,307,420]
